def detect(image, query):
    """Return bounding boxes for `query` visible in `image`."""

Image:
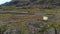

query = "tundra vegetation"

[0,6,60,34]
[0,0,60,34]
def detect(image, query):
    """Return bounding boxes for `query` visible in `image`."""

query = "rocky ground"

[0,0,60,34]
[0,9,60,34]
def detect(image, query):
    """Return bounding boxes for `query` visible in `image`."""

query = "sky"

[0,0,11,5]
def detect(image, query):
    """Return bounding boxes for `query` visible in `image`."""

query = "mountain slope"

[1,0,60,9]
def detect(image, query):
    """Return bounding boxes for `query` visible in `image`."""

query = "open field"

[0,6,60,34]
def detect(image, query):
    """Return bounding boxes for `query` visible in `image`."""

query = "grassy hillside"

[0,6,60,34]
[0,6,60,13]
